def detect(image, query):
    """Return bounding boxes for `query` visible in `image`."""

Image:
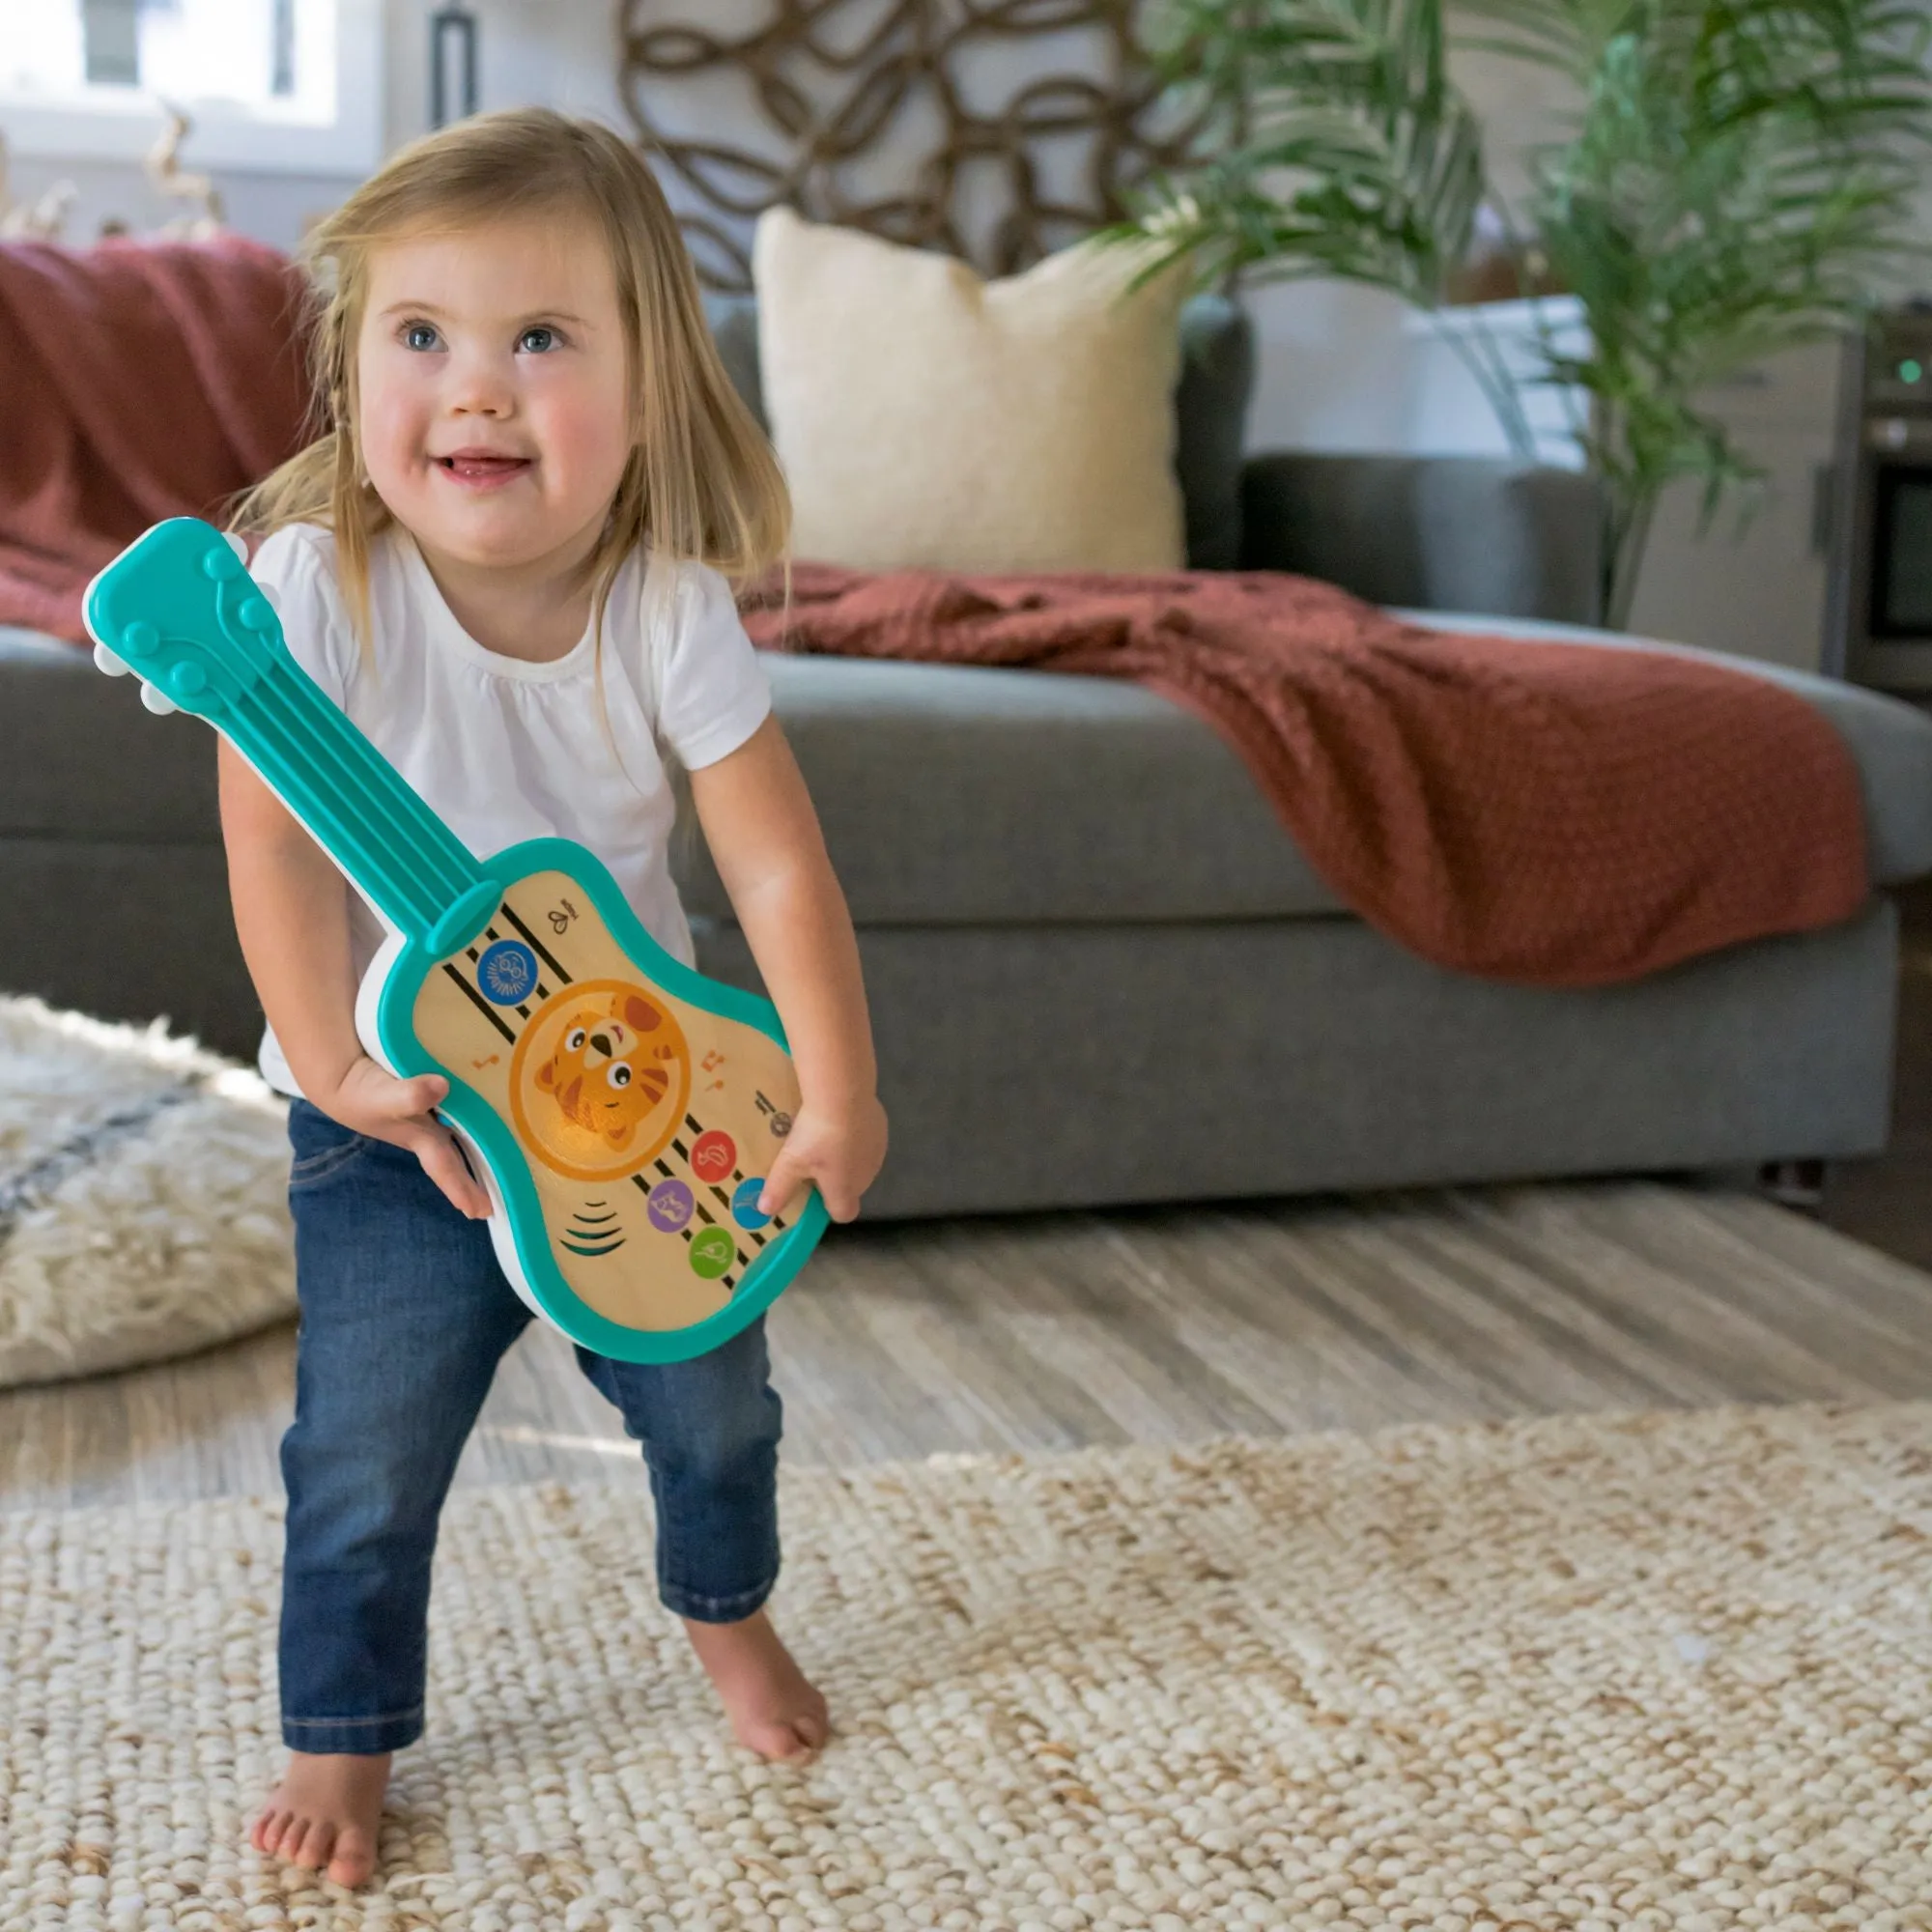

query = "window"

[0,0,381,175]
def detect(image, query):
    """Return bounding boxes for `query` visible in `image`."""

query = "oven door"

[1870,463,1932,639]
[1847,439,1932,687]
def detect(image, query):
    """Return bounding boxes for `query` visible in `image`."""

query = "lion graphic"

[534,989,680,1151]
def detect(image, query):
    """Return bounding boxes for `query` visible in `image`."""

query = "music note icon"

[472,1053,499,1070]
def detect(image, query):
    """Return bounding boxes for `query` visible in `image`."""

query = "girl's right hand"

[315,1056,493,1219]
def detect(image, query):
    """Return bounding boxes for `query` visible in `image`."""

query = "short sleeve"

[247,524,357,710]
[650,558,773,770]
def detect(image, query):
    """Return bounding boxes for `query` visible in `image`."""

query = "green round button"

[689,1226,736,1280]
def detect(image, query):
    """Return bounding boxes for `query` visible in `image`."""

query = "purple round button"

[646,1179,694,1233]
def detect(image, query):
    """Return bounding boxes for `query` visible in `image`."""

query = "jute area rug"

[5,1401,1929,1932]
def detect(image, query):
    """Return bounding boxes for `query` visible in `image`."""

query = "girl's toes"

[250,1809,286,1857]
[741,1716,814,1761]
[794,1709,831,1750]
[328,1826,378,1889]
[293,1818,336,1870]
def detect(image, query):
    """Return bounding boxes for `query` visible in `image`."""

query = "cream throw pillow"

[753,207,1190,574]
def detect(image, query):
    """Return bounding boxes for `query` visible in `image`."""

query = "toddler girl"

[224,107,888,1889]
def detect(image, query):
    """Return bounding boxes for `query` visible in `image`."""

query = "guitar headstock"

[83,516,286,722]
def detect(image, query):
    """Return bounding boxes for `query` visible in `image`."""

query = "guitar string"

[248,668,481,928]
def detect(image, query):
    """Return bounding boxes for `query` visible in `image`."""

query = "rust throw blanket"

[0,237,308,642]
[744,564,1868,987]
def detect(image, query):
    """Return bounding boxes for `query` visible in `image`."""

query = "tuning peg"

[254,579,281,611]
[223,531,249,561]
[93,641,131,676]
[139,681,179,716]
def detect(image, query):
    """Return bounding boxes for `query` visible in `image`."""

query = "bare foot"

[250,1750,391,1888]
[683,1608,830,1761]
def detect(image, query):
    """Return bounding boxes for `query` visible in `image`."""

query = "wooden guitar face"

[410,867,804,1336]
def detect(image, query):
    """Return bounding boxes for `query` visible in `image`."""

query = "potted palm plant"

[1119,0,1932,629]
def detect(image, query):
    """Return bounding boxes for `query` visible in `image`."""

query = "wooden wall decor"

[618,0,1197,292]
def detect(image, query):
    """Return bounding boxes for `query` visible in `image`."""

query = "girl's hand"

[314,1056,493,1219]
[758,1092,888,1225]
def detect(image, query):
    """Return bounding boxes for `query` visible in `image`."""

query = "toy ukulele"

[85,517,829,1363]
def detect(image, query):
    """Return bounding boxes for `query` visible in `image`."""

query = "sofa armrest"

[1239,451,1605,626]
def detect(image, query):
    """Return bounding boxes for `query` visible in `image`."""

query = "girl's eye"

[609,1065,632,1088]
[518,326,559,354]
[402,322,440,352]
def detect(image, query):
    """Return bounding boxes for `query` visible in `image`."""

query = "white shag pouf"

[0,996,294,1387]
[4,1401,1931,1930]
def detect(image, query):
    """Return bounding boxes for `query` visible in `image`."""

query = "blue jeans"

[277,1097,783,1755]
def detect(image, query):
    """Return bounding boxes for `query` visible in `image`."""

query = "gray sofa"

[6,298,1932,1219]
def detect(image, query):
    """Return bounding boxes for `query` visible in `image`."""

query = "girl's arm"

[686,714,888,1222]
[217,739,491,1216]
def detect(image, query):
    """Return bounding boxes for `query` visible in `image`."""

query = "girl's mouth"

[434,453,532,489]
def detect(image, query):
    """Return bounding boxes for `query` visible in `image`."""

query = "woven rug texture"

[4,1400,1929,1932]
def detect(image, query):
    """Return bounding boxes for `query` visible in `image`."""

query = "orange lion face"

[534,990,679,1151]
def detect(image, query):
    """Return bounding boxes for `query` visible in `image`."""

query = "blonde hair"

[233,107,789,647]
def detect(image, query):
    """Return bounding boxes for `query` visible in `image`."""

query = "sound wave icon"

[561,1199,625,1258]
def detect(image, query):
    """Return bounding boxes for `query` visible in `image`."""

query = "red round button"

[691,1129,737,1182]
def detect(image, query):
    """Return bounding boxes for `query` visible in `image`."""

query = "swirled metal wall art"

[618,0,1197,290]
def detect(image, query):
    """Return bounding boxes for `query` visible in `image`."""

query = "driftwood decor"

[618,0,1197,291]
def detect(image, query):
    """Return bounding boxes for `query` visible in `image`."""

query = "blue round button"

[476,939,538,1005]
[731,1178,771,1229]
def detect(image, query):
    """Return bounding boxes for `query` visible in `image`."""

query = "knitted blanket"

[0,236,308,642]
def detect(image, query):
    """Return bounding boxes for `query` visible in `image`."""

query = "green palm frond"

[1103,0,1487,309]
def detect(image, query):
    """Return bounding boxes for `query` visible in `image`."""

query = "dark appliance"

[1826,306,1932,688]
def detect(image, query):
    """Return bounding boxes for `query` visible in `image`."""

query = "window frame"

[0,0,381,177]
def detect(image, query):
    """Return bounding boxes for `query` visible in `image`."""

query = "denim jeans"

[277,1097,783,1755]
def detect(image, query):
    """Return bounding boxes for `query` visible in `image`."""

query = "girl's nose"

[445,348,515,417]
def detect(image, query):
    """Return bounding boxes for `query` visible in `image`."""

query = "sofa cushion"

[669,625,1932,926]
[0,629,217,842]
[702,292,1254,573]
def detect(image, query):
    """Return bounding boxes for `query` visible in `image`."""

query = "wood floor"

[5,1171,1931,1512]
[5,881,1932,1513]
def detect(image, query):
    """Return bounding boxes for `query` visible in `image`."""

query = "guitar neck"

[231,652,489,948]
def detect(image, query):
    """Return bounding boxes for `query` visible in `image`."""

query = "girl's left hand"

[758,1092,889,1225]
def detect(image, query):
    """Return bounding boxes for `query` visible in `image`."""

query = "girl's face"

[356,212,632,576]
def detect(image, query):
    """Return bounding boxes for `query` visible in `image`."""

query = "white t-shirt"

[246,522,773,1098]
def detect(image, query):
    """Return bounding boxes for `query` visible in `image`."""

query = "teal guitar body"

[85,517,828,1363]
